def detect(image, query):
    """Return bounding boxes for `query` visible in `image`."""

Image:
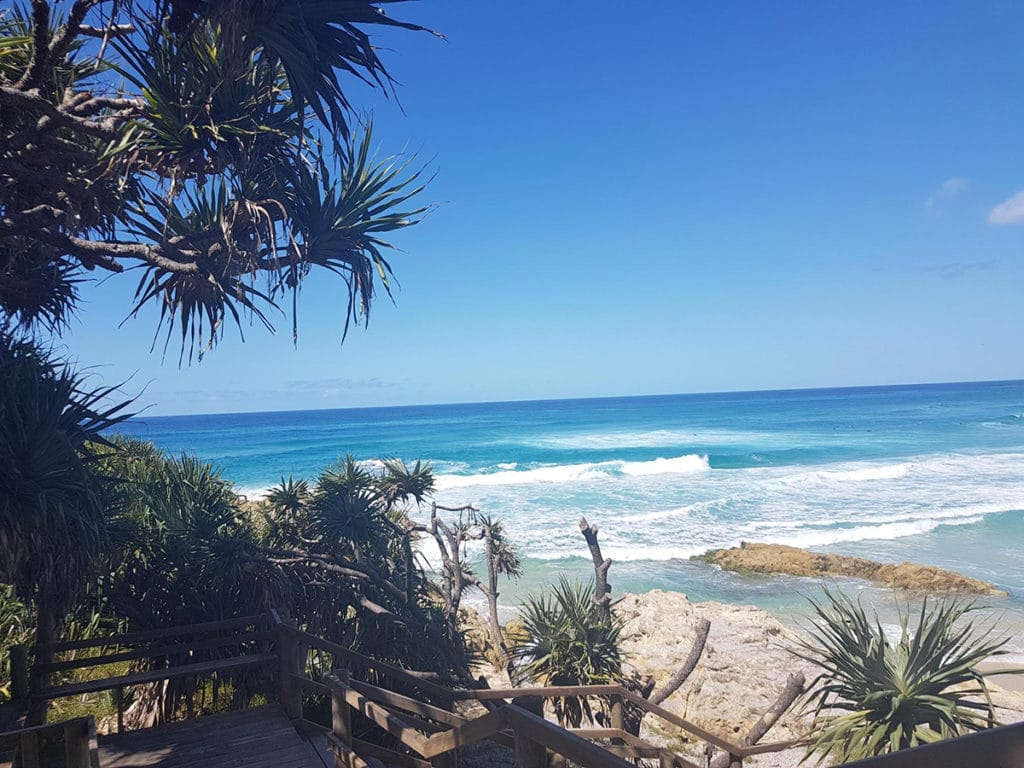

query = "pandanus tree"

[0,336,133,722]
[0,0,436,358]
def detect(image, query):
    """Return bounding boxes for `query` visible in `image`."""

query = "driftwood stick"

[708,672,805,768]
[578,516,612,618]
[649,618,711,706]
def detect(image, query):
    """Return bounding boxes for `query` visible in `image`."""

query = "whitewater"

[117,380,1024,651]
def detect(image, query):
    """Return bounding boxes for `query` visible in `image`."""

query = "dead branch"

[708,672,806,768]
[578,515,612,619]
[649,617,711,706]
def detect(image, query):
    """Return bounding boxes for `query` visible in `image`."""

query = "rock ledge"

[693,542,1008,596]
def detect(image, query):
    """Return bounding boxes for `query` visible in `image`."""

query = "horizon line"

[126,376,1024,421]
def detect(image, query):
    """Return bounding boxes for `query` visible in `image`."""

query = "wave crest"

[434,454,710,490]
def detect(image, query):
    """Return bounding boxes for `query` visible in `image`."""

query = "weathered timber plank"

[97,706,322,768]
[36,653,276,700]
[35,615,269,653]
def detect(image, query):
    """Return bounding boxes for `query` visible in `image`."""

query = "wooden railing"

[0,716,99,768]
[279,657,800,768]
[6,613,800,768]
[838,720,1024,767]
[10,613,277,732]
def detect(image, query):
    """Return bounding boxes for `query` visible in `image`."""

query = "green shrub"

[795,587,1013,764]
[514,577,624,727]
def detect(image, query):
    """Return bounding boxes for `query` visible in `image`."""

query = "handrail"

[448,682,796,760]
[32,613,271,654]
[838,720,1024,767]
[324,672,638,768]
[279,622,455,703]
[32,653,278,702]
[35,629,274,674]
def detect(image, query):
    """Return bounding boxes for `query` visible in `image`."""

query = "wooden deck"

[97,706,328,768]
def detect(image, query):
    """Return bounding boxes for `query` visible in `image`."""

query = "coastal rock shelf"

[693,542,1008,596]
[617,590,815,745]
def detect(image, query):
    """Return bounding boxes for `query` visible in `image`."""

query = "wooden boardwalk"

[97,706,328,768]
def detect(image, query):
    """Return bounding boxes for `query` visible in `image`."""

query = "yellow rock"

[693,542,1008,597]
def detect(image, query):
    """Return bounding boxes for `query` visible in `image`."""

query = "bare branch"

[649,618,711,706]
[709,672,806,768]
[578,515,612,618]
[48,0,102,72]
[77,23,135,38]
[16,0,52,89]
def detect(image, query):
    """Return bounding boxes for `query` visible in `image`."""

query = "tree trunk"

[578,517,612,619]
[26,590,58,725]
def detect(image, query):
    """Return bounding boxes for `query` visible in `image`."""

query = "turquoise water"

[117,381,1024,652]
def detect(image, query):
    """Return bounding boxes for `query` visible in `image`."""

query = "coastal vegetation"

[795,588,1012,764]
[0,0,433,356]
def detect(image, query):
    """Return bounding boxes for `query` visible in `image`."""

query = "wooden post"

[331,670,352,768]
[64,718,90,768]
[511,696,548,768]
[19,730,41,768]
[610,695,623,729]
[431,743,458,768]
[275,617,303,720]
[728,754,742,768]
[10,645,29,705]
[609,694,624,745]
[114,687,124,734]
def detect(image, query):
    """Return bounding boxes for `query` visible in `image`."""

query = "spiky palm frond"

[0,5,102,95]
[377,458,435,508]
[113,21,300,176]
[0,335,134,613]
[794,587,1014,765]
[0,242,83,334]
[514,577,624,727]
[157,0,438,140]
[478,515,522,578]
[283,125,430,340]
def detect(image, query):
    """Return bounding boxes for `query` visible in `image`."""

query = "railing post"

[63,718,92,768]
[275,615,303,720]
[10,644,29,704]
[19,730,41,768]
[331,670,352,768]
[114,686,124,734]
[609,694,623,730]
[609,693,624,746]
[511,696,548,768]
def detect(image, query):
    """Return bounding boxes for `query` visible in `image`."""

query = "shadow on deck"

[97,706,327,768]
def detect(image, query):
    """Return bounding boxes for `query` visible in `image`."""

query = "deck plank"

[97,706,323,768]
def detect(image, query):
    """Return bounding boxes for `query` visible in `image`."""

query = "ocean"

[117,380,1024,654]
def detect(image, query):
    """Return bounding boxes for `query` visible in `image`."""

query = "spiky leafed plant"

[794,587,1014,765]
[0,333,133,721]
[514,577,624,727]
[0,1,438,358]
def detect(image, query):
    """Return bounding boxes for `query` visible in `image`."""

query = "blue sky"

[65,1,1024,415]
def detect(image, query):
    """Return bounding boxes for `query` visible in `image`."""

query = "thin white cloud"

[988,190,1024,225]
[925,177,969,209]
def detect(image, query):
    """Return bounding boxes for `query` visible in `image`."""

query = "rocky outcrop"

[693,542,1008,596]
[616,590,816,745]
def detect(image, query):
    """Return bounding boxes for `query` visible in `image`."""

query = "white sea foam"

[764,516,984,549]
[434,454,710,490]
[235,485,273,500]
[619,454,710,476]
[779,462,911,486]
[816,463,912,481]
[523,429,778,450]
